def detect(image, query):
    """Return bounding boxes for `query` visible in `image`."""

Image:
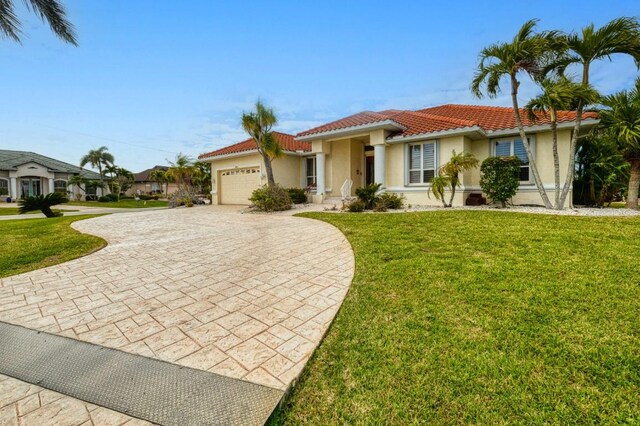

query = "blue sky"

[2,0,639,172]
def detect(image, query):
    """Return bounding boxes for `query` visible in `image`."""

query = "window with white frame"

[493,137,532,182]
[306,157,317,187]
[408,141,437,184]
[0,179,8,196]
[54,179,67,193]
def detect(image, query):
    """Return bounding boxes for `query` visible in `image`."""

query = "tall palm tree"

[80,146,114,191]
[599,78,640,209]
[149,168,172,196]
[242,100,282,187]
[554,17,640,207]
[525,77,598,208]
[472,19,564,209]
[0,0,77,45]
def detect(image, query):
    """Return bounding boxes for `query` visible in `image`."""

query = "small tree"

[480,157,523,208]
[242,101,281,187]
[430,175,450,208]
[355,183,381,209]
[19,193,68,218]
[435,150,479,207]
[80,146,114,193]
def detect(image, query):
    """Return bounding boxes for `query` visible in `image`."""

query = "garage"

[218,167,261,204]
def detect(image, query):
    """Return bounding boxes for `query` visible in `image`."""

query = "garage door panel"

[219,167,260,205]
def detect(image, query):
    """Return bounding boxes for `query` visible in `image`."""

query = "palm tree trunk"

[558,63,590,209]
[510,75,553,209]
[626,159,640,209]
[263,154,276,187]
[98,163,104,196]
[550,117,560,209]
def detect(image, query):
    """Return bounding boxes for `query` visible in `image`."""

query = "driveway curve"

[0,207,354,390]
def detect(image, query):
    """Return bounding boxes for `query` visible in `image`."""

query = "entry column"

[373,144,385,188]
[316,153,326,196]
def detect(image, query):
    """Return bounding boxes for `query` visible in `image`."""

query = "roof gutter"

[198,148,312,162]
[386,126,486,143]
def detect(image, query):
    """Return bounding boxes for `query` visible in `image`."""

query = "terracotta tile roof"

[296,104,599,140]
[416,104,599,132]
[198,131,310,160]
[296,111,403,137]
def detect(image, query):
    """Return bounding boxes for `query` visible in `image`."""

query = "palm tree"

[167,154,202,200]
[599,78,640,209]
[80,146,114,192]
[242,100,282,187]
[19,192,68,218]
[437,150,479,207]
[149,168,172,196]
[472,19,564,209]
[554,17,640,207]
[525,77,598,208]
[0,0,77,45]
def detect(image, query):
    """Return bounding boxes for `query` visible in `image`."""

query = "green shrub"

[18,192,68,218]
[98,193,119,202]
[346,200,365,212]
[0,187,8,196]
[286,187,307,204]
[355,183,381,209]
[376,192,405,209]
[480,156,522,208]
[250,185,292,212]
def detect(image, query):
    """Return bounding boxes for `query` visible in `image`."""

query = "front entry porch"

[308,129,387,203]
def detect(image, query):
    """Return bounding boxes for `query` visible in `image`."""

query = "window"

[54,180,67,194]
[408,141,437,184]
[306,157,316,187]
[0,179,8,196]
[493,137,532,182]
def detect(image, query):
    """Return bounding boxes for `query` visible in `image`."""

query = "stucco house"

[127,165,178,196]
[0,150,103,201]
[199,104,599,206]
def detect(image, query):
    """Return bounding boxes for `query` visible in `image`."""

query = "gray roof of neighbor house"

[133,165,169,182]
[0,149,102,179]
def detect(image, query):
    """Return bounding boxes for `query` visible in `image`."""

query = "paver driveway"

[0,207,354,391]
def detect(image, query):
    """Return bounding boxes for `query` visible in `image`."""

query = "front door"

[365,156,375,186]
[20,178,41,197]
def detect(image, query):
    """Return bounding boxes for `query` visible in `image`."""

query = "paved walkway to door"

[0,207,354,392]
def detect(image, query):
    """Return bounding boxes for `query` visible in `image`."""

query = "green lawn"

[0,207,77,216]
[271,211,640,425]
[67,200,169,208]
[0,215,106,278]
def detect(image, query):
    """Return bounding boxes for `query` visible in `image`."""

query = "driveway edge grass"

[0,214,107,279]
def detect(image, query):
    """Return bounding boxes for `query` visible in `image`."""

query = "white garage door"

[219,167,261,205]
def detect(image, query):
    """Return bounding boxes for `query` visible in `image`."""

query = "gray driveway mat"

[0,321,284,425]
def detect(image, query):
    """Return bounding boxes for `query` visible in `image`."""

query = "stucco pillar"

[10,177,17,199]
[373,144,385,188]
[48,178,54,194]
[316,153,326,196]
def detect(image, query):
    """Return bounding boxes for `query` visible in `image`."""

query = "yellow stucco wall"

[206,152,303,204]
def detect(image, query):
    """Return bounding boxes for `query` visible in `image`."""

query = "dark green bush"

[376,192,405,209]
[98,193,119,202]
[346,200,365,212]
[286,187,307,204]
[250,185,292,212]
[480,156,522,208]
[18,192,68,218]
[355,183,381,209]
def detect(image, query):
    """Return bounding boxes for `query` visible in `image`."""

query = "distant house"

[0,150,103,201]
[127,165,178,196]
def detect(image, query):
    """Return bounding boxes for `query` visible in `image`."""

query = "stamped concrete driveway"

[0,207,354,392]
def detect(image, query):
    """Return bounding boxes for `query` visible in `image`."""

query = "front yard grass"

[0,215,105,278]
[67,200,169,208]
[272,211,640,425]
[0,208,78,216]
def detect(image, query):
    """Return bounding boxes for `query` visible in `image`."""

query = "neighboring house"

[199,104,599,206]
[127,165,178,196]
[199,132,311,205]
[0,150,103,201]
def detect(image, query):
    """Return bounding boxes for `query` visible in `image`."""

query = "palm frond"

[0,0,20,42]
[25,0,77,45]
